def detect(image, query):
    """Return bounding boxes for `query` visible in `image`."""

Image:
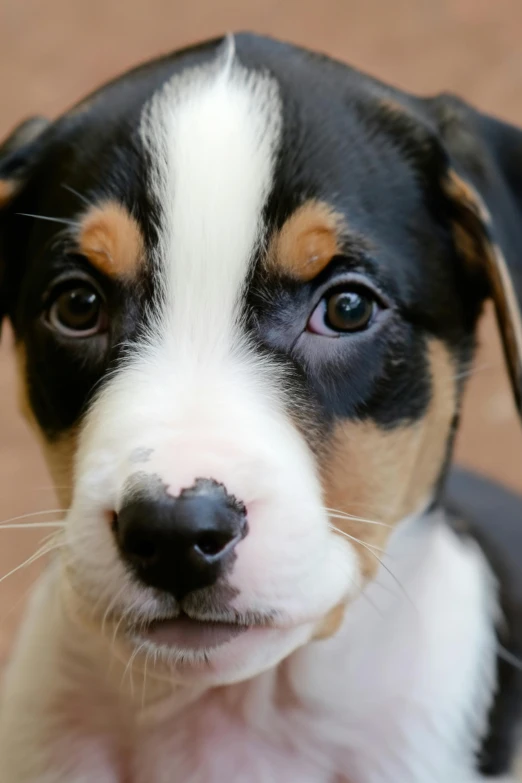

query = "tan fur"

[14,344,76,507]
[377,97,408,117]
[266,200,345,281]
[41,435,77,508]
[77,201,145,279]
[445,169,522,409]
[0,178,19,208]
[488,241,522,396]
[312,602,346,641]
[444,169,490,225]
[321,339,457,579]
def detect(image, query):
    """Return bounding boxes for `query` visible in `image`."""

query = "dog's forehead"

[45,40,415,207]
[26,37,437,293]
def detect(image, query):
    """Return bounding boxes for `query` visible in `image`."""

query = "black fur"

[446,468,522,776]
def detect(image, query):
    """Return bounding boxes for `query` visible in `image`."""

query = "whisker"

[358,587,386,618]
[452,362,496,382]
[324,498,395,515]
[498,644,522,671]
[0,522,65,530]
[61,183,93,207]
[0,536,62,624]
[121,641,146,699]
[0,537,64,586]
[0,580,37,625]
[122,647,138,698]
[101,584,128,641]
[325,510,392,529]
[39,530,64,546]
[111,600,135,655]
[141,649,150,710]
[329,524,412,604]
[362,544,412,606]
[328,524,387,554]
[16,212,79,228]
[0,510,66,526]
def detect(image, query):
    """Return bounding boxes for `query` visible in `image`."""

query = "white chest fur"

[0,513,500,783]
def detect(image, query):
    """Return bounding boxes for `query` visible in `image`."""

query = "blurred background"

[1,0,522,668]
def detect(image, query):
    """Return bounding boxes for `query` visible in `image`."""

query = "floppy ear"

[426,94,522,417]
[0,116,50,330]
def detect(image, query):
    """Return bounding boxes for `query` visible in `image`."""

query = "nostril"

[194,531,235,558]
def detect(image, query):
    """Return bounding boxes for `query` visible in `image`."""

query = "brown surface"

[1,0,522,668]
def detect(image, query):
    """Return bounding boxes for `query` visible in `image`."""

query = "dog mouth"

[142,612,250,651]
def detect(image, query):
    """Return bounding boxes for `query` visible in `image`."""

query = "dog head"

[1,34,521,685]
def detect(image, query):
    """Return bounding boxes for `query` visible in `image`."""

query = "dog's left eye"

[307,286,378,336]
[46,282,108,337]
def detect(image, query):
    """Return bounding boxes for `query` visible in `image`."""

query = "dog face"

[1,34,521,685]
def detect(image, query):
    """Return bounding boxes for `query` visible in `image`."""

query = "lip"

[142,613,250,652]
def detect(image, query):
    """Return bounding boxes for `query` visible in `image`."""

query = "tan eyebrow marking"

[0,179,20,208]
[266,200,346,282]
[77,201,145,279]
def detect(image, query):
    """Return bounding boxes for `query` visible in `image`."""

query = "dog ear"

[426,94,522,418]
[0,116,50,331]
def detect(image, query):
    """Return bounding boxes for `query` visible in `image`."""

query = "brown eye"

[326,290,374,331]
[48,284,107,337]
[308,287,377,336]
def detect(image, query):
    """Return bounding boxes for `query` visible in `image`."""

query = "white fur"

[142,35,281,359]
[0,513,504,781]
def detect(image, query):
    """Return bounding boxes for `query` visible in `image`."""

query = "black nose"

[114,478,248,599]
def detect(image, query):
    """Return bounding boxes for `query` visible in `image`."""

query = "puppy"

[1,32,522,783]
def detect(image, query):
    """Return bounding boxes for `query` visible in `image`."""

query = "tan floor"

[1,0,522,668]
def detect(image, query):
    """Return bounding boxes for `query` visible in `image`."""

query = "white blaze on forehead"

[141,39,282,360]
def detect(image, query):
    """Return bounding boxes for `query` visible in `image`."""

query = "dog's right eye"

[47,282,108,337]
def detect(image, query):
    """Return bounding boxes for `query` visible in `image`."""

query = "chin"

[126,618,317,687]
